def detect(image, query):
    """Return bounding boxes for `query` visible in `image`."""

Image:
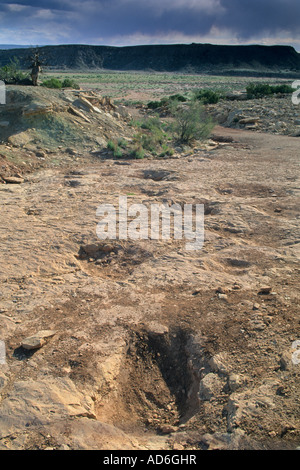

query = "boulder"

[8,131,32,147]
[209,352,232,375]
[239,117,261,125]
[3,176,24,184]
[199,373,226,401]
[22,102,53,117]
[21,330,56,350]
[68,105,91,123]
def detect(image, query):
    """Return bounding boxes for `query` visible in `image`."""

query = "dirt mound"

[0,86,132,152]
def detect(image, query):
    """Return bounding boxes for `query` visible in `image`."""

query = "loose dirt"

[0,89,299,450]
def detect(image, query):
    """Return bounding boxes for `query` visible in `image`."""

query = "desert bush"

[133,117,171,155]
[41,77,80,89]
[170,100,215,144]
[194,89,221,104]
[246,83,272,98]
[270,84,294,94]
[147,97,169,110]
[61,78,80,89]
[246,82,294,99]
[130,145,145,159]
[169,94,187,102]
[140,116,163,131]
[113,147,123,158]
[41,78,63,89]
[107,140,115,151]
[107,140,123,158]
[147,94,186,110]
[159,143,174,157]
[0,58,28,84]
[117,138,128,149]
[107,140,118,151]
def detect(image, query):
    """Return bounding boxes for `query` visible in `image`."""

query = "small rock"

[250,319,266,331]
[21,330,56,350]
[59,444,70,451]
[218,293,228,300]
[276,385,290,396]
[228,373,245,392]
[65,148,77,155]
[232,284,241,290]
[146,322,169,338]
[199,373,226,401]
[35,151,46,158]
[3,176,24,184]
[279,351,292,370]
[159,425,179,434]
[172,444,184,450]
[21,336,45,350]
[239,117,261,125]
[79,244,100,257]
[216,287,227,294]
[258,286,272,295]
[209,352,232,375]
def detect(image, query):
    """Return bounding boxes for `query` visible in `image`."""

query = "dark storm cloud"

[219,0,300,38]
[0,0,299,46]
[74,1,220,37]
[0,0,70,10]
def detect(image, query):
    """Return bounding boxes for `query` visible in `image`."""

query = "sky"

[0,0,299,51]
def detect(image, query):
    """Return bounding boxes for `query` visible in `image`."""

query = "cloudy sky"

[0,0,299,50]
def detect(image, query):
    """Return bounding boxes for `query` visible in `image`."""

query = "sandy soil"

[0,124,299,450]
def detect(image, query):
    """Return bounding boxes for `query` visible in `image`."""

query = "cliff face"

[1,43,300,74]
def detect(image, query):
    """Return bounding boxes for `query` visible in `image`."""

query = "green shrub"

[0,58,28,84]
[147,97,169,110]
[107,140,124,158]
[194,89,221,104]
[62,78,80,89]
[113,147,123,158]
[147,94,186,110]
[41,78,63,89]
[169,94,187,103]
[159,144,174,157]
[140,116,163,131]
[117,138,128,149]
[129,116,169,156]
[270,84,294,94]
[41,77,80,89]
[246,82,294,99]
[130,145,145,159]
[107,140,117,151]
[246,83,272,98]
[170,100,215,144]
[128,118,143,127]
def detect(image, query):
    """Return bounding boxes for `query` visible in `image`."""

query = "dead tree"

[28,48,46,86]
